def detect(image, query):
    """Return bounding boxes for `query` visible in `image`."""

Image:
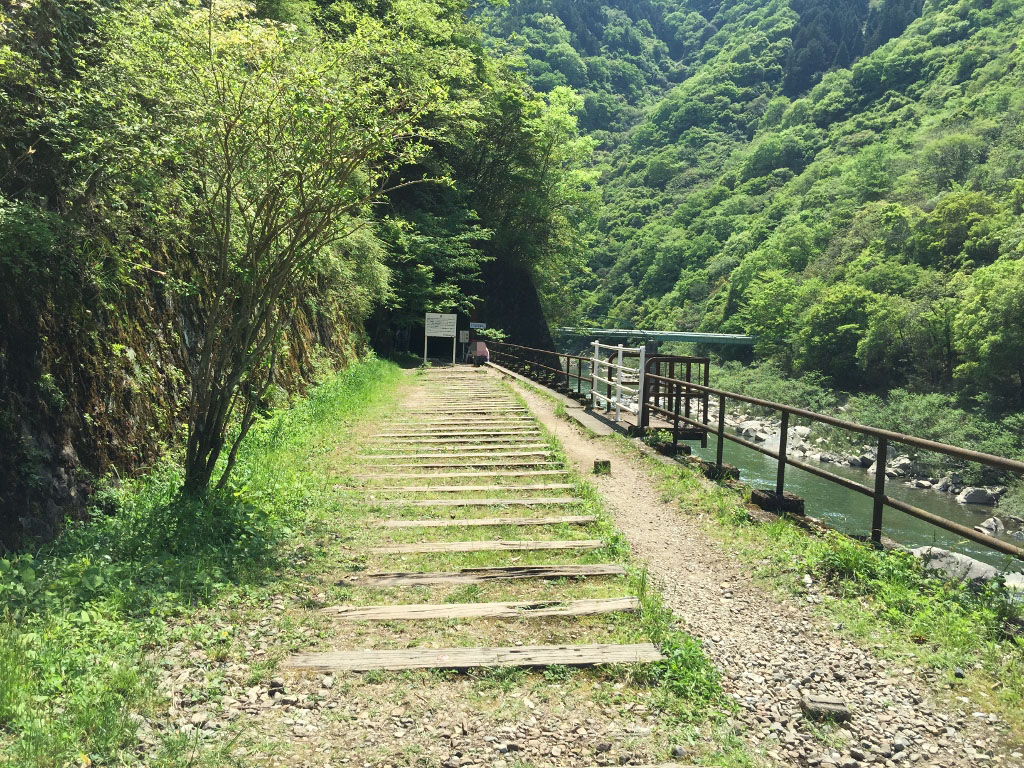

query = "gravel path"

[500,372,1020,768]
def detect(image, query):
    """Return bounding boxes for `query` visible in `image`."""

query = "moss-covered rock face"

[0,271,363,549]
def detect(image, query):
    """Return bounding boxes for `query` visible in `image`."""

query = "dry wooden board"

[381,433,540,440]
[372,430,539,438]
[397,409,528,415]
[401,407,528,412]
[349,470,569,480]
[352,563,625,586]
[378,515,595,528]
[370,539,603,554]
[377,496,578,507]
[362,450,551,460]
[368,439,546,448]
[372,483,575,493]
[387,419,535,426]
[284,643,663,671]
[384,424,535,430]
[382,461,562,469]
[324,597,638,620]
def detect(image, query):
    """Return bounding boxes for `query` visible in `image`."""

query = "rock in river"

[956,487,998,505]
[974,517,1005,535]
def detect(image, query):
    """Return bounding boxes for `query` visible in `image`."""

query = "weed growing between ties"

[0,357,403,767]
[617,436,1024,736]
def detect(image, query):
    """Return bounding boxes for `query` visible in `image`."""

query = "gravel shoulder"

[495,370,1020,768]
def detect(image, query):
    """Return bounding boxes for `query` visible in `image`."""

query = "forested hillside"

[482,0,1024,414]
[0,0,584,544]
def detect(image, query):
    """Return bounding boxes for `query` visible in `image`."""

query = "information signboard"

[469,322,487,330]
[424,312,458,364]
[425,313,457,338]
[459,330,470,343]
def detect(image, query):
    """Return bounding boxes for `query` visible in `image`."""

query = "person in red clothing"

[471,340,489,366]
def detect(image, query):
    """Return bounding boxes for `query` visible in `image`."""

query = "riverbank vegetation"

[623,438,1024,740]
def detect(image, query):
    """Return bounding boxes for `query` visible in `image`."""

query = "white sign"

[425,312,457,338]
[469,322,487,330]
[459,330,470,343]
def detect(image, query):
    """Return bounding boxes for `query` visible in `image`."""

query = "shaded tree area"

[0,0,589,543]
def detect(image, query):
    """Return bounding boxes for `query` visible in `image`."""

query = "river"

[691,433,1024,575]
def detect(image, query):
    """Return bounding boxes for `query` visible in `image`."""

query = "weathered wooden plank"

[401,408,529,413]
[368,442,548,448]
[349,470,569,481]
[368,442,548,451]
[324,597,638,620]
[370,539,603,554]
[283,643,663,671]
[372,483,575,493]
[383,461,562,469]
[377,434,540,442]
[378,515,595,528]
[377,496,580,508]
[362,450,551,461]
[371,430,539,438]
[352,563,625,586]
[385,419,535,426]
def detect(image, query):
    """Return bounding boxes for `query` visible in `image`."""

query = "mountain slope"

[486,0,1024,409]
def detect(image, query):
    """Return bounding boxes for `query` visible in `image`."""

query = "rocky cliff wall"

[0,271,362,550]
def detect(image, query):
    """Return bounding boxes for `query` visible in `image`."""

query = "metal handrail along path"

[590,342,645,423]
[645,370,1024,561]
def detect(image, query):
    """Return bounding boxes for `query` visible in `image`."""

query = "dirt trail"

[497,370,1017,768]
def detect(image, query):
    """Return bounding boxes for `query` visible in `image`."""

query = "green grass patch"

[0,357,403,767]
[617,435,1024,737]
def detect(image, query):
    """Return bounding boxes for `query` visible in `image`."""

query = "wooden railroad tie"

[284,643,663,671]
[349,563,626,586]
[376,496,581,507]
[384,419,536,426]
[348,470,569,481]
[370,483,575,493]
[371,430,540,438]
[370,539,603,554]
[377,514,595,528]
[362,451,551,461]
[366,442,548,448]
[381,461,562,469]
[324,597,638,620]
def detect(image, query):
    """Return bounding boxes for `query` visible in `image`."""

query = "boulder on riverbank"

[956,487,998,505]
[912,546,1024,590]
[974,517,1005,536]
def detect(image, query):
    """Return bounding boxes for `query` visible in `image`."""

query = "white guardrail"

[590,342,645,422]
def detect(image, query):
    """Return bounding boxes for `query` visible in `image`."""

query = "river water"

[691,434,1024,575]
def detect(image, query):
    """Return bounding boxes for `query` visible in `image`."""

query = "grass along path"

[497,368,1024,768]
[0,359,751,768]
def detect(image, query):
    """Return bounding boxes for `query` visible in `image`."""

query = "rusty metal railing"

[488,341,592,396]
[651,372,1024,561]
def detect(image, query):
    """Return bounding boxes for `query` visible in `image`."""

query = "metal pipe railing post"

[615,344,624,422]
[716,392,726,472]
[776,411,789,496]
[673,379,681,451]
[685,361,692,419]
[637,345,647,427]
[872,436,888,546]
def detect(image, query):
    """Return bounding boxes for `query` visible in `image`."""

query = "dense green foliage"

[482,0,1024,419]
[1,0,589,515]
